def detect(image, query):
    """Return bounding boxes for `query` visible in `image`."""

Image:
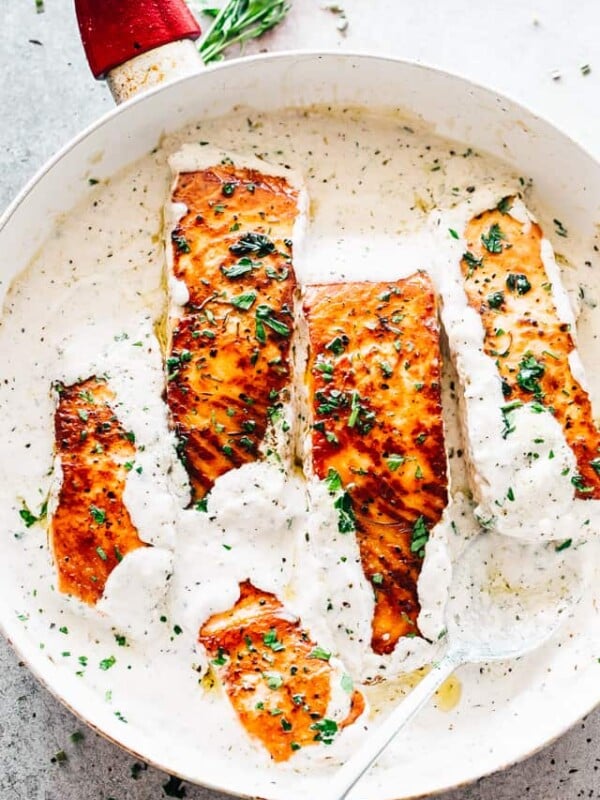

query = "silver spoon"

[326,531,584,800]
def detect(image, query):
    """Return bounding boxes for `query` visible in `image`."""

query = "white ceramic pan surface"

[2,16,600,800]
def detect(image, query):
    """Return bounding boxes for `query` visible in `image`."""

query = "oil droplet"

[434,674,462,712]
[363,665,462,716]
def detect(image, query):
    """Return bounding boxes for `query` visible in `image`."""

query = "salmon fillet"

[166,156,301,505]
[460,199,600,498]
[199,581,365,761]
[50,377,146,604]
[303,273,448,654]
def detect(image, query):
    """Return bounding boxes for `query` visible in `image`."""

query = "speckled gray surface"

[2,1,600,798]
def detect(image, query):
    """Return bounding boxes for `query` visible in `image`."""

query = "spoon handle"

[326,651,465,800]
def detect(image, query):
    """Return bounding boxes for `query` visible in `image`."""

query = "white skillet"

[2,2,600,798]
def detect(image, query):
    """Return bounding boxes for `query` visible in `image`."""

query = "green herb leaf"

[334,491,356,533]
[386,453,405,472]
[308,646,331,661]
[496,196,512,214]
[171,230,191,254]
[89,505,106,525]
[516,354,545,398]
[264,671,283,689]
[481,223,505,254]
[255,304,290,339]
[555,538,572,552]
[590,458,600,475]
[229,232,275,257]
[506,273,532,295]
[230,291,257,311]
[310,718,338,745]
[99,655,116,671]
[410,515,429,557]
[325,467,342,493]
[265,265,289,281]
[325,335,349,355]
[221,258,258,279]
[487,291,505,309]
[211,647,228,666]
[341,673,353,693]
[263,628,285,652]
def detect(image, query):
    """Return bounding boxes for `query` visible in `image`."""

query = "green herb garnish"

[410,515,429,557]
[199,0,291,65]
[481,223,505,253]
[506,273,531,294]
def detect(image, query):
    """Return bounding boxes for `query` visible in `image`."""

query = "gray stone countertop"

[2,1,600,798]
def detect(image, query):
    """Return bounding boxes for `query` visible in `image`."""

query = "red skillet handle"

[75,0,201,79]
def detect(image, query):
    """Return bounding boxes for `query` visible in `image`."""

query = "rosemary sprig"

[199,0,291,64]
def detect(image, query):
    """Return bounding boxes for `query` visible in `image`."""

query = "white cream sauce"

[1,107,599,785]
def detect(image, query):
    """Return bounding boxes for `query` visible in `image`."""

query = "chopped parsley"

[229,232,275,257]
[325,467,343,493]
[211,647,228,666]
[487,291,505,309]
[371,572,384,585]
[264,671,283,689]
[506,273,531,294]
[265,265,289,281]
[230,291,257,311]
[220,258,258,278]
[19,500,47,528]
[341,673,353,693]
[497,196,512,214]
[379,360,393,378]
[516,354,545,399]
[590,457,600,475]
[310,718,338,745]
[99,655,116,671]
[571,474,594,493]
[448,228,460,240]
[308,646,331,661]
[481,223,505,253]
[89,505,106,525]
[255,304,290,343]
[222,182,236,197]
[334,491,356,534]
[501,400,523,438]
[463,250,483,275]
[325,335,349,355]
[263,628,285,652]
[554,218,568,238]
[171,230,190,254]
[555,539,572,552]
[410,515,429,558]
[386,453,405,472]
